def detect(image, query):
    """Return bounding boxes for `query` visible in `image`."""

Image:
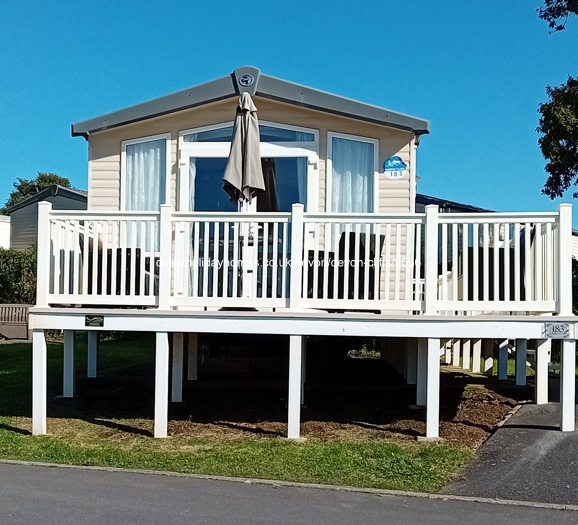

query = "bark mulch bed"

[46,356,530,450]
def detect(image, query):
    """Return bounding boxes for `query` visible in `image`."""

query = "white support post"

[416,338,427,406]
[535,339,550,405]
[452,339,461,368]
[462,339,471,371]
[87,331,98,378]
[558,204,573,315]
[498,339,509,380]
[287,335,303,439]
[158,205,173,310]
[406,338,418,385]
[154,332,170,438]
[32,330,47,435]
[289,204,304,310]
[424,205,439,315]
[187,333,198,381]
[36,202,52,308]
[515,339,527,386]
[63,330,76,398]
[560,339,576,432]
[482,339,494,376]
[172,333,184,403]
[426,338,441,439]
[444,339,452,365]
[471,338,482,373]
[301,337,307,405]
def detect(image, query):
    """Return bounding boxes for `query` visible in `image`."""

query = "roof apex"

[72,67,430,138]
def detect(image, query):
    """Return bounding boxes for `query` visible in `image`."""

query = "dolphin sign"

[383,156,407,179]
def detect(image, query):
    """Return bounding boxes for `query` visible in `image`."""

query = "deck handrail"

[36,200,573,316]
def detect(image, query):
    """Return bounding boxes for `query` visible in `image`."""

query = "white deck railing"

[36,202,573,316]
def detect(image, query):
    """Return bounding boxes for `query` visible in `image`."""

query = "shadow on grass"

[350,420,422,438]
[85,417,153,437]
[214,421,284,437]
[0,422,31,436]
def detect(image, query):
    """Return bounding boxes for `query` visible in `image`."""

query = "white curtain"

[331,137,373,213]
[125,139,166,211]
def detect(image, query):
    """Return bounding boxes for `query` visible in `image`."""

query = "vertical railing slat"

[535,223,543,301]
[524,222,533,301]
[461,223,469,302]
[192,220,200,298]
[223,221,231,298]
[129,221,137,298]
[482,223,489,301]
[441,224,448,302]
[514,223,521,302]
[110,221,118,297]
[73,221,80,295]
[493,223,500,302]
[374,223,382,302]
[353,223,361,301]
[384,223,392,301]
[472,223,479,302]
[545,223,553,301]
[503,223,510,302]
[451,223,458,302]
[394,223,402,301]
[202,221,209,298]
[119,221,127,297]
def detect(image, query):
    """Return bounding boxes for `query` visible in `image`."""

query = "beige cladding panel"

[87,97,414,213]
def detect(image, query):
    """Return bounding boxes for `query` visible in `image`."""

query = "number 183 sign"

[543,323,572,339]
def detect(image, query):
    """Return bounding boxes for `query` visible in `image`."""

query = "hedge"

[0,247,36,304]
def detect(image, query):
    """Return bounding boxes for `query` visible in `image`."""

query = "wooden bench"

[0,304,32,340]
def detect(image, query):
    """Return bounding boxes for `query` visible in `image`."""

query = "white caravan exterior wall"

[86,97,415,215]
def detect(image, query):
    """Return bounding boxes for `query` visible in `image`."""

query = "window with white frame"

[328,133,378,213]
[122,134,171,211]
[179,122,318,213]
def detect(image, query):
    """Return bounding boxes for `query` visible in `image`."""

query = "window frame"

[120,133,172,211]
[326,131,379,213]
[178,121,319,212]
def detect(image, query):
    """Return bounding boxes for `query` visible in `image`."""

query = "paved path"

[442,403,578,505]
[0,462,576,524]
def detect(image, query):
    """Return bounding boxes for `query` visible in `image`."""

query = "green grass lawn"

[0,335,473,492]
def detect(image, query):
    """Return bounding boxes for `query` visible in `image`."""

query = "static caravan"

[30,67,575,440]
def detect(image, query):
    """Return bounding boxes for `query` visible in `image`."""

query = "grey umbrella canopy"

[223,93,265,204]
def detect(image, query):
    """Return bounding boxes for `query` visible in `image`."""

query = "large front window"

[328,133,377,213]
[179,122,318,213]
[122,134,170,211]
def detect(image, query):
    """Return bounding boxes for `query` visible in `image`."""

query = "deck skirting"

[29,307,577,340]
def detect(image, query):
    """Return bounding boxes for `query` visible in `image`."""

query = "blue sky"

[1,1,577,223]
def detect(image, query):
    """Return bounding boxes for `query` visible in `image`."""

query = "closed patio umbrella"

[223,92,265,204]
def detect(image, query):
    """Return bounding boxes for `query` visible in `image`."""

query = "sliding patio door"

[178,122,318,301]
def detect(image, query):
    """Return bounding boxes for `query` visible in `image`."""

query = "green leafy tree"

[538,0,578,31]
[2,172,71,212]
[538,78,578,198]
[537,1,578,198]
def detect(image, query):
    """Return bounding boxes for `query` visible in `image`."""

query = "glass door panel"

[189,157,237,212]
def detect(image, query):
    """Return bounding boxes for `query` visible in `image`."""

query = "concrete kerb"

[1,458,577,512]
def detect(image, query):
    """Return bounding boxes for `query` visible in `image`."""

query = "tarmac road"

[0,462,576,525]
[442,402,578,505]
